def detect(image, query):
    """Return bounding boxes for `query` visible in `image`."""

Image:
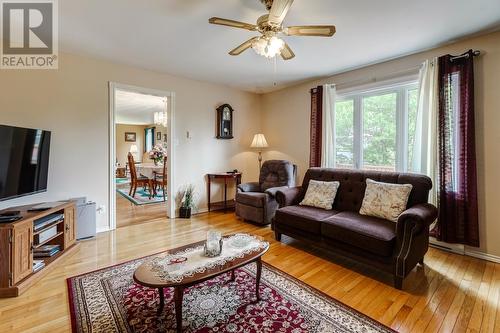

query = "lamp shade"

[129,144,138,153]
[250,134,268,148]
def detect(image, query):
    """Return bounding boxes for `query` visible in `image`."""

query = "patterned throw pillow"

[359,179,413,222]
[299,180,340,210]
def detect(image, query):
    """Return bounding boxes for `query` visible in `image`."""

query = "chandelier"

[251,34,285,59]
[154,98,168,127]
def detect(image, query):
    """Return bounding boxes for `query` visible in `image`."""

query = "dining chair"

[153,156,167,201]
[127,153,152,199]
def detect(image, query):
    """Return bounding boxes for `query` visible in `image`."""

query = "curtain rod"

[449,50,481,61]
[326,65,421,91]
[310,49,481,93]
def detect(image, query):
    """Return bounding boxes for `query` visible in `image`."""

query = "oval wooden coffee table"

[133,234,269,332]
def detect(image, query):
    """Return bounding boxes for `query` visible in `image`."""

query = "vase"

[179,207,191,218]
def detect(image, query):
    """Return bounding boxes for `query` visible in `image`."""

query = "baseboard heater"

[429,238,500,264]
[429,237,465,255]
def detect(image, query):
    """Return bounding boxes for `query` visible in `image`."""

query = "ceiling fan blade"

[229,37,258,56]
[208,17,257,31]
[268,0,294,26]
[280,43,295,60]
[286,25,336,37]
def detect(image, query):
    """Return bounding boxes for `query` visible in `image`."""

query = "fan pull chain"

[273,56,278,86]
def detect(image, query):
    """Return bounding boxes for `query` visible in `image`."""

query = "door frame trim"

[108,82,176,231]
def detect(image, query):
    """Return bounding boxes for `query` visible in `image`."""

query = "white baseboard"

[193,207,208,215]
[464,249,500,264]
[96,226,110,234]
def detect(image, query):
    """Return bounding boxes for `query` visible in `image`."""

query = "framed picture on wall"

[125,132,136,142]
[163,134,167,143]
[157,132,162,140]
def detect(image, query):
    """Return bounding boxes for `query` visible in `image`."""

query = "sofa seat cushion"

[321,212,396,257]
[236,192,270,208]
[275,205,339,235]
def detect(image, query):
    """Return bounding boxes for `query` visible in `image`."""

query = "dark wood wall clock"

[216,104,234,139]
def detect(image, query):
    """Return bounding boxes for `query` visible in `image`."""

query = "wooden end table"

[207,173,242,212]
[133,235,268,333]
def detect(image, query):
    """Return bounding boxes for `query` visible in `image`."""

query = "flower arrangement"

[148,144,167,165]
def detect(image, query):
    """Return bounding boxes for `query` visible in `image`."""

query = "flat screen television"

[0,124,51,201]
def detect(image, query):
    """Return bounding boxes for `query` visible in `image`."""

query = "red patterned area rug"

[67,253,394,333]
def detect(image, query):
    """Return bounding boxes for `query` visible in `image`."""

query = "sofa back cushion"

[300,168,432,212]
[300,180,340,210]
[359,179,413,222]
[259,160,296,191]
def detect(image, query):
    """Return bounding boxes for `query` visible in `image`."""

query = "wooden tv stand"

[0,201,79,297]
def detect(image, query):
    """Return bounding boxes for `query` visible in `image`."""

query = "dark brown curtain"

[309,86,323,167]
[435,50,479,247]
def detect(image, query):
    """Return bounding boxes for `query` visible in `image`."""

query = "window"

[144,127,155,152]
[335,100,354,168]
[334,81,418,172]
[406,88,418,172]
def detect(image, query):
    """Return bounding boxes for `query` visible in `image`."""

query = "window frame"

[335,79,418,172]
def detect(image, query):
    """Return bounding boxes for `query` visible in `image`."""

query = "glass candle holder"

[204,230,223,257]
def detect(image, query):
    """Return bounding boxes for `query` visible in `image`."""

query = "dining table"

[136,163,164,196]
[136,163,163,178]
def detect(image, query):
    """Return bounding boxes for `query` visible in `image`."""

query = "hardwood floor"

[116,192,167,228]
[1,209,499,332]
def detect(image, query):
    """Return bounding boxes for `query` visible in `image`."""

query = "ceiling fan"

[208,0,336,60]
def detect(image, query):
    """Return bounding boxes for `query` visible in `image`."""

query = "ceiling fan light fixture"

[209,0,335,61]
[251,35,285,59]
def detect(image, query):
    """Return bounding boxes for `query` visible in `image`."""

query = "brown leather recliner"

[272,168,438,289]
[235,160,296,225]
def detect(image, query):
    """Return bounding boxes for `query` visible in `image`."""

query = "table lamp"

[129,144,138,160]
[250,133,268,169]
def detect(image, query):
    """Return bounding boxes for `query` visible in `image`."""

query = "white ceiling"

[115,89,166,125]
[60,0,500,93]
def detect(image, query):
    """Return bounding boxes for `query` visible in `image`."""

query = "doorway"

[109,83,175,230]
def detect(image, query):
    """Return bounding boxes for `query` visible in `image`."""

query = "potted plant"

[148,144,167,165]
[179,184,196,218]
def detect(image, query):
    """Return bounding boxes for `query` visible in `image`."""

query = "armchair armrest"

[264,186,290,198]
[396,203,438,236]
[395,203,438,278]
[275,186,302,208]
[237,182,260,193]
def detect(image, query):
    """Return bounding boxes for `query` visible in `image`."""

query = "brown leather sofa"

[235,160,296,225]
[272,168,438,289]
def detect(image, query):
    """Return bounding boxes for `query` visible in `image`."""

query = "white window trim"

[335,78,418,172]
[336,73,418,96]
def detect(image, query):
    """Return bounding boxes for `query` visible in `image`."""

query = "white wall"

[0,52,262,230]
[115,124,147,166]
[261,31,500,258]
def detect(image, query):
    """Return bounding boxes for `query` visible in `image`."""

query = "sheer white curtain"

[321,84,336,168]
[413,59,438,205]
